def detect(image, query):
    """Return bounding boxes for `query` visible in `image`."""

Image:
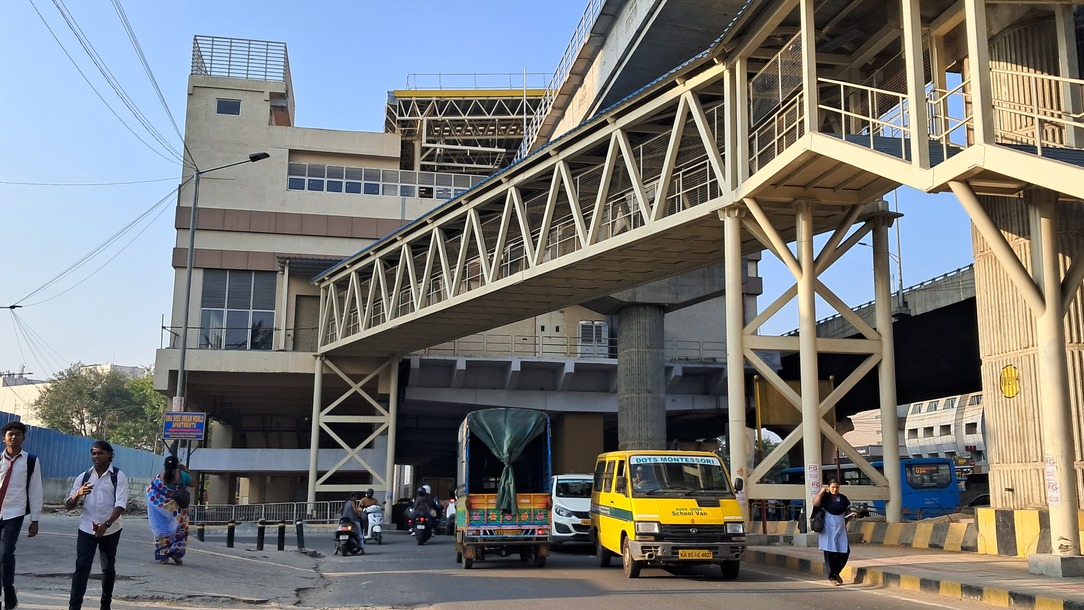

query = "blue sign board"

[163,412,206,440]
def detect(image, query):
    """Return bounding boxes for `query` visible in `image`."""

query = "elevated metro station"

[156,1,1084,566]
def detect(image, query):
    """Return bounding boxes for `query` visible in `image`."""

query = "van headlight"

[554,506,574,518]
[635,522,660,534]
[726,522,744,534]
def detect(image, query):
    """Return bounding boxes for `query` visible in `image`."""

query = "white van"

[551,474,593,546]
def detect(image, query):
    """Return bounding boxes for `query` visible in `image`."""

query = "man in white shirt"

[64,440,128,610]
[0,420,43,610]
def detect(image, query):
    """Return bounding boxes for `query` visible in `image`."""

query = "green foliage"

[32,364,164,451]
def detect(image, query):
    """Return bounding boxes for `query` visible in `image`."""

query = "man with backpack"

[64,440,128,610]
[0,420,42,610]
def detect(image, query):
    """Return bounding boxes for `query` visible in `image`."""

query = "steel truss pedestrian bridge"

[310,0,1084,558]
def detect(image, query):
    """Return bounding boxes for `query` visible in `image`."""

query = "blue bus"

[777,458,960,520]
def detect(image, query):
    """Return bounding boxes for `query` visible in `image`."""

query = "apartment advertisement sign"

[163,412,206,440]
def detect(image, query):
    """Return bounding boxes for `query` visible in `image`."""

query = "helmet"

[365,488,374,497]
[418,487,427,496]
[422,484,431,494]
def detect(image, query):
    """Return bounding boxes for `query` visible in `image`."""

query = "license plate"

[579,519,592,526]
[415,524,426,530]
[497,528,521,535]
[678,549,713,560]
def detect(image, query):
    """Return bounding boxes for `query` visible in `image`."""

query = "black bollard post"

[277,520,286,551]
[226,521,236,548]
[196,523,205,542]
[256,519,267,551]
[295,520,306,551]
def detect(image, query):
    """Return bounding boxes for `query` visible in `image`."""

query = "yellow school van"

[591,450,746,579]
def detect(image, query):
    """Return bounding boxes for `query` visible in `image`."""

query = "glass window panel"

[307,164,326,178]
[345,181,362,194]
[250,311,274,350]
[435,173,453,186]
[251,272,276,309]
[308,179,324,191]
[227,271,253,309]
[287,162,306,176]
[201,270,228,308]
[327,180,343,193]
[287,177,305,190]
[216,99,241,115]
[453,189,467,197]
[453,174,471,188]
[382,184,397,196]
[400,171,417,184]
[435,187,451,200]
[418,172,435,186]
[381,169,398,182]
[199,309,225,349]
[363,183,380,195]
[224,310,250,349]
[419,186,434,198]
[326,166,344,179]
[363,168,381,181]
[345,167,364,181]
[400,185,415,197]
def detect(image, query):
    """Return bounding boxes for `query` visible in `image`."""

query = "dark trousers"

[69,528,121,610]
[823,549,850,578]
[0,516,24,589]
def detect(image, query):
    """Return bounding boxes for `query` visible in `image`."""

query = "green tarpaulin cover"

[466,408,547,514]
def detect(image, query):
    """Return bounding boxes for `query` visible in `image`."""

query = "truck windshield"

[629,456,732,496]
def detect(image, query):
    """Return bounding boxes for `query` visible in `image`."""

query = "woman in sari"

[147,455,192,564]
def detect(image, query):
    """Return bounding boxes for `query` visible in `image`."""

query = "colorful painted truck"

[454,408,551,569]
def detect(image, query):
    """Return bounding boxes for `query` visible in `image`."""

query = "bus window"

[905,462,953,489]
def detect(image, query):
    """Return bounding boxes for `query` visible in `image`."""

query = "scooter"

[334,517,365,555]
[414,512,433,545]
[363,504,384,545]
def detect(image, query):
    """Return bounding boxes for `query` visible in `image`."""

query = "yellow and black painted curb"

[745,549,1084,609]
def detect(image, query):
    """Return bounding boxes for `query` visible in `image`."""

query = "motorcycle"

[364,504,384,545]
[334,516,365,556]
[413,512,433,545]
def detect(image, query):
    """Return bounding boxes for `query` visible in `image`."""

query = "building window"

[907,428,918,439]
[939,425,951,436]
[965,422,978,434]
[199,270,275,350]
[969,394,982,406]
[923,426,934,438]
[217,99,241,115]
[910,403,922,414]
[927,400,939,412]
[283,161,487,200]
[944,397,957,409]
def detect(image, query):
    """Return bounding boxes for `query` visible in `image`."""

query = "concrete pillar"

[796,201,823,522]
[873,219,903,522]
[307,355,324,504]
[617,304,667,450]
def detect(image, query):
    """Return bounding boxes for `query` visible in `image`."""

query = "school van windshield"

[625,454,734,496]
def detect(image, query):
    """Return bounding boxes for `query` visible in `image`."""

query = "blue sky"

[0,1,974,379]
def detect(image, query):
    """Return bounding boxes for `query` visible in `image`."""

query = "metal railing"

[191,36,289,83]
[517,0,606,159]
[416,334,726,361]
[817,77,911,159]
[403,73,550,90]
[990,68,1084,155]
[191,501,340,525]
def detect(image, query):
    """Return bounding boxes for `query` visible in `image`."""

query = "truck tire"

[533,548,547,568]
[463,555,474,569]
[621,537,641,578]
[595,535,613,567]
[720,560,740,580]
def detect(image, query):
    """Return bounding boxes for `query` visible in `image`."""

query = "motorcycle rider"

[359,488,380,537]
[340,492,364,550]
[411,485,440,535]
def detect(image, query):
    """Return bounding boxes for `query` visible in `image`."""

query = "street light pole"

[173,152,270,413]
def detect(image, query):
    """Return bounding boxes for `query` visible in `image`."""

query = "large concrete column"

[796,201,823,524]
[872,218,903,522]
[617,304,667,450]
[307,355,324,504]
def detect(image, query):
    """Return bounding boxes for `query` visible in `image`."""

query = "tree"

[33,364,162,449]
[111,375,167,452]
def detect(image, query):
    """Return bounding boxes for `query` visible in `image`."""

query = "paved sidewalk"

[745,538,1084,609]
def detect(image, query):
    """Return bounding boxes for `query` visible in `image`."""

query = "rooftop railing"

[192,35,289,83]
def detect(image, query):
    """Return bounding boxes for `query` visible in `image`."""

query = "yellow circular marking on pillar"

[999,364,1020,399]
